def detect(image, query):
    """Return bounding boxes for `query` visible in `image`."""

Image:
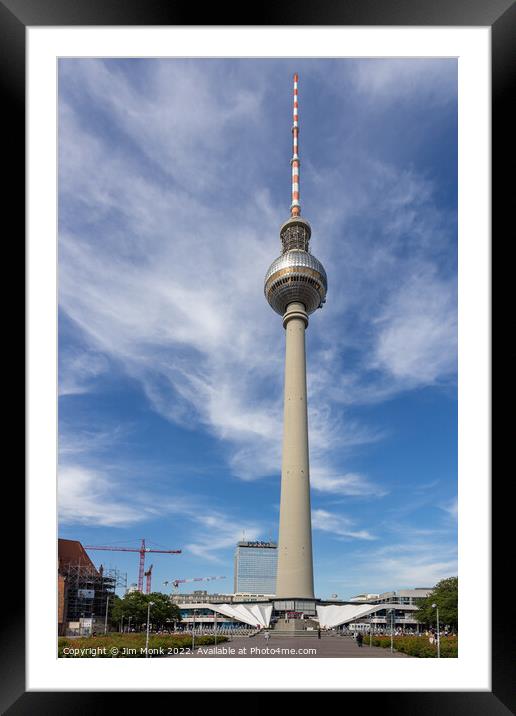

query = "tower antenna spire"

[291,73,300,217]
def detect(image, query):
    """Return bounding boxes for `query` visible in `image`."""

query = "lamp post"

[192,609,196,651]
[214,609,217,645]
[432,603,441,658]
[369,614,373,648]
[390,610,394,653]
[145,601,155,658]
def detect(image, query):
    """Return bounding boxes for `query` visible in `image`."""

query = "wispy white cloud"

[440,497,458,520]
[58,415,268,554]
[312,508,376,540]
[321,539,457,596]
[365,541,457,589]
[350,58,457,106]
[58,458,267,563]
[59,347,110,396]
[185,513,262,562]
[372,265,457,384]
[310,467,386,497]
[58,465,151,527]
[58,425,130,456]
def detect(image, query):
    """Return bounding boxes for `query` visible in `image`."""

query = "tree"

[110,591,181,630]
[146,592,182,628]
[415,577,458,631]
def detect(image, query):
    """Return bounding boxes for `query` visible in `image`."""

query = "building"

[58,573,66,633]
[168,590,434,633]
[233,541,277,595]
[317,588,435,632]
[350,588,433,606]
[169,592,272,630]
[264,73,327,602]
[172,590,273,605]
[171,590,274,629]
[348,593,380,603]
[58,538,125,635]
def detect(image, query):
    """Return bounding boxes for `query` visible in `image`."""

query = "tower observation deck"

[264,74,327,600]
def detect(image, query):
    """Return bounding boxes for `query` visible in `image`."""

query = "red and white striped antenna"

[291,73,300,217]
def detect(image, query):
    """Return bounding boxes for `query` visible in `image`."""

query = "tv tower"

[264,74,327,599]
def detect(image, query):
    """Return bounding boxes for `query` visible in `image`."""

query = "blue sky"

[58,58,457,599]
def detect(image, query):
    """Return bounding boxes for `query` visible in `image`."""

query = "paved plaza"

[172,634,413,658]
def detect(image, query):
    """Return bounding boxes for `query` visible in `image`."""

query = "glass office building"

[234,541,277,595]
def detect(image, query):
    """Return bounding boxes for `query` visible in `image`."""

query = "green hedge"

[365,635,457,658]
[58,633,228,658]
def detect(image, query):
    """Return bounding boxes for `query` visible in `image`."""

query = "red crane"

[85,539,181,592]
[144,564,153,594]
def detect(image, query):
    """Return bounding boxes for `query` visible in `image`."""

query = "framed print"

[7,0,512,710]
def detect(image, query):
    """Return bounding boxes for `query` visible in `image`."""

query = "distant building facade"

[168,586,436,632]
[233,541,277,595]
[335,587,435,631]
[171,590,273,605]
[349,588,432,606]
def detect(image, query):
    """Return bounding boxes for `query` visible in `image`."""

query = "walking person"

[264,630,270,643]
[356,632,363,647]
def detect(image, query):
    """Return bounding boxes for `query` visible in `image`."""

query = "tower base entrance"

[273,617,319,632]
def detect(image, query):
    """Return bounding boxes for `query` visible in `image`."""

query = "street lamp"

[390,609,394,653]
[431,603,441,658]
[192,609,197,651]
[145,601,155,658]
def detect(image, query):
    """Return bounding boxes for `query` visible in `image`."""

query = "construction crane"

[144,564,153,594]
[85,539,181,592]
[163,576,226,594]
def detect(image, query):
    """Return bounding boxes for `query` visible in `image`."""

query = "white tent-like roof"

[316,603,381,629]
[208,603,273,628]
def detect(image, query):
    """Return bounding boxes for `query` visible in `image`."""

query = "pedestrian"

[264,631,270,643]
[317,627,321,639]
[356,632,363,647]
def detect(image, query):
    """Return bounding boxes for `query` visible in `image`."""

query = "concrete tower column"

[275,301,315,599]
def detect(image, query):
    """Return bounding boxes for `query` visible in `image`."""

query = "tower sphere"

[264,249,327,316]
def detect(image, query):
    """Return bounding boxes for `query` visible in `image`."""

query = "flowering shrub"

[366,635,457,658]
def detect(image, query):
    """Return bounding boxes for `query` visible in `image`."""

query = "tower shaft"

[276,302,314,598]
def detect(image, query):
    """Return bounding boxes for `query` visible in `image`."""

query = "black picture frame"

[9,0,511,711]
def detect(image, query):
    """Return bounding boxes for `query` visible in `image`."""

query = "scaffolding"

[60,561,127,634]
